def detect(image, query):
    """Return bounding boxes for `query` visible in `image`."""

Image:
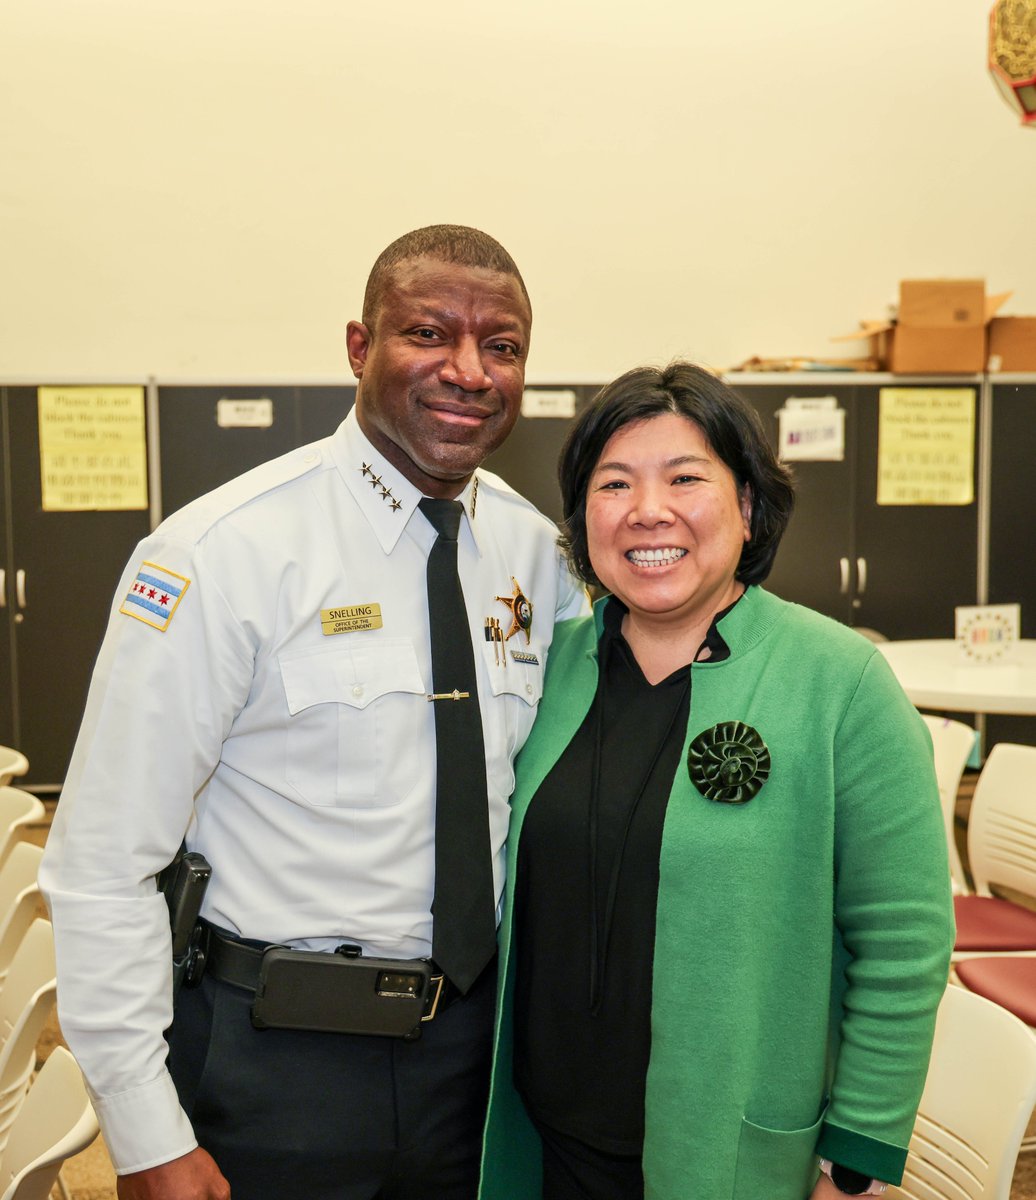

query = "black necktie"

[419,498,496,993]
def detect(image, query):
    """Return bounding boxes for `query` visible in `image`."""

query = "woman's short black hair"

[558,361,795,589]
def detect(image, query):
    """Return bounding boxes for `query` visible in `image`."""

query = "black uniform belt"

[203,923,466,1022]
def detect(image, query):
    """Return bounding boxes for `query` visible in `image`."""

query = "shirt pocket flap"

[280,640,426,714]
[479,641,544,707]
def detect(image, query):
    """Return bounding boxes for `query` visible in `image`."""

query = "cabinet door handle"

[15,569,26,609]
[839,557,850,595]
[0,569,5,608]
[856,557,868,595]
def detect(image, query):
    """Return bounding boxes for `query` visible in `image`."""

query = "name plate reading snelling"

[321,604,383,635]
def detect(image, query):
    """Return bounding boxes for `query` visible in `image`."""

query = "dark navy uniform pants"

[167,962,496,1200]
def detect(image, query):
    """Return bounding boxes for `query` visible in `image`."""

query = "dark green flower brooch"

[687,721,770,804]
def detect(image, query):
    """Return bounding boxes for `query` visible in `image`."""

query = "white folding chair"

[0,846,44,988]
[919,714,976,896]
[887,984,1036,1200]
[0,793,43,876]
[0,921,56,1157]
[951,743,1036,959]
[0,756,28,791]
[0,1047,98,1200]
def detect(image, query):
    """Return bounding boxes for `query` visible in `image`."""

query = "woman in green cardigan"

[479,362,955,1200]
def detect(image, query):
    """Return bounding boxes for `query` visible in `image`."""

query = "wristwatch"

[819,1159,888,1195]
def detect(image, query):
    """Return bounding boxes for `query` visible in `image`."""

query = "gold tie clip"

[426,690,471,702]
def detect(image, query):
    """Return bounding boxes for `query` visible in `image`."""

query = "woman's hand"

[808,1170,886,1199]
[809,1175,842,1200]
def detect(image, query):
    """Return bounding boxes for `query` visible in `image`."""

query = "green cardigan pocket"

[732,1108,824,1199]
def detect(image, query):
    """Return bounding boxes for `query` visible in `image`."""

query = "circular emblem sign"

[956,607,1017,663]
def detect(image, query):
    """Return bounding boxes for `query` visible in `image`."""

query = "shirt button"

[526,684,534,695]
[352,685,364,698]
[304,453,317,463]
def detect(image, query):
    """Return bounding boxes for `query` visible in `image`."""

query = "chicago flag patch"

[119,561,191,632]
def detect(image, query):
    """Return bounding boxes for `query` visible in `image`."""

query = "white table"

[876,640,1036,716]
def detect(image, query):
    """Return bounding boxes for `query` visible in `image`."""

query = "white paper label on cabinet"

[521,389,577,419]
[217,398,274,428]
[777,397,845,462]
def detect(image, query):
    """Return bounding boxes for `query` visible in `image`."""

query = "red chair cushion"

[955,958,1036,1027]
[953,894,1036,951]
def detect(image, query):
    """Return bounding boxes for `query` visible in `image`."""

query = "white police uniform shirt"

[40,408,589,1175]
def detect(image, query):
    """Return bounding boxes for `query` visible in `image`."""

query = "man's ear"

[346,320,372,379]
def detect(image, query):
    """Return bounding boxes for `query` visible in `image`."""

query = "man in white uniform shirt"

[40,225,588,1200]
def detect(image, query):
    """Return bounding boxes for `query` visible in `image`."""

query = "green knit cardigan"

[479,586,955,1200]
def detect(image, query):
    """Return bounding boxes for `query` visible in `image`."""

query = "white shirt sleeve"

[553,548,592,623]
[39,534,256,1173]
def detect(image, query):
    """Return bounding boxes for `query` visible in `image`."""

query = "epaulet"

[474,468,557,526]
[158,440,329,546]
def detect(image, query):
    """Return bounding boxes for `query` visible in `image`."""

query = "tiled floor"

[31,779,1036,1198]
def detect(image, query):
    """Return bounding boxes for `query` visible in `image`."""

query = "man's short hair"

[361,224,530,329]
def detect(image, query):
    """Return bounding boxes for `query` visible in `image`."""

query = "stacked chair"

[946,742,1036,1157]
[920,714,978,897]
[947,741,1036,961]
[0,848,44,989]
[0,920,57,1157]
[953,741,1036,1000]
[888,984,1036,1200]
[0,794,43,875]
[0,814,53,1158]
[0,756,28,791]
[0,1046,97,1200]
[0,788,101,1198]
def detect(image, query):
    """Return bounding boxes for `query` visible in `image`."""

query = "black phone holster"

[204,926,449,1040]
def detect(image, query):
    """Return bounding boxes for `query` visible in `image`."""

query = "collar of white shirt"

[332,409,484,557]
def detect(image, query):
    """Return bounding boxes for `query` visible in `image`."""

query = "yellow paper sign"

[876,388,975,506]
[38,386,148,511]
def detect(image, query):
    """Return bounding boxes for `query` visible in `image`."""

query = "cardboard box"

[988,316,1036,371]
[834,280,1010,373]
[831,320,894,371]
[891,280,1001,373]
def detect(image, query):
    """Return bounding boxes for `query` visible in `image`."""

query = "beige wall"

[1,0,1033,381]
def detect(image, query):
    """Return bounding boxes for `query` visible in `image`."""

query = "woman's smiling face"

[585,412,752,628]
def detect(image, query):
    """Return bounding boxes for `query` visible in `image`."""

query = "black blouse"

[513,597,732,1153]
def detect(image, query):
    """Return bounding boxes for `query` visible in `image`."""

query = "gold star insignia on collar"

[360,463,372,477]
[495,577,533,644]
[390,498,402,511]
